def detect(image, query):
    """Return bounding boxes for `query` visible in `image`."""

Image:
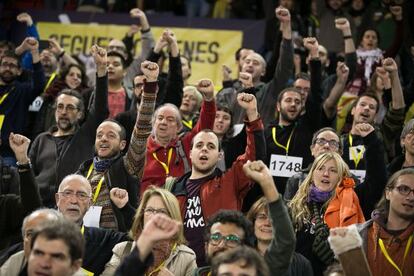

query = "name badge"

[349,145,365,160]
[83,206,102,228]
[28,96,44,112]
[269,154,303,177]
[350,169,366,184]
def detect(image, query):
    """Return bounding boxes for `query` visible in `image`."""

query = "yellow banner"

[38,22,242,88]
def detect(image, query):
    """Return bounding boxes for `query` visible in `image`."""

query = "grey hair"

[22,208,63,238]
[151,103,183,130]
[58,174,91,195]
[401,119,414,140]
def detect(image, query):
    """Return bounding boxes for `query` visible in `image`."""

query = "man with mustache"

[0,37,45,166]
[265,37,324,195]
[29,45,109,207]
[340,57,405,182]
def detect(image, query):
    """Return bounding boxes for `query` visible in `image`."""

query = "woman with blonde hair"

[102,186,197,275]
[288,151,384,276]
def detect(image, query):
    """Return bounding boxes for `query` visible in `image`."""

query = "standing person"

[0,38,45,166]
[103,187,197,275]
[76,61,160,232]
[357,168,414,276]
[288,142,386,276]
[388,119,414,176]
[29,45,109,207]
[140,79,216,192]
[169,93,265,266]
[265,37,324,195]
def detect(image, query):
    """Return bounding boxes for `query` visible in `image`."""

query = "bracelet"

[58,50,65,59]
[343,35,352,40]
[16,160,32,170]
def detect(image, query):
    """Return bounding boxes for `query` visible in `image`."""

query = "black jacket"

[77,155,138,232]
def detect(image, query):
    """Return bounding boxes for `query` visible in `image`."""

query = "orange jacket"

[324,177,365,228]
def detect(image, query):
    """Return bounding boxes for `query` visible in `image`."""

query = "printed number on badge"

[269,154,303,177]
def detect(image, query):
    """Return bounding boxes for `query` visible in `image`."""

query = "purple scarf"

[307,184,333,203]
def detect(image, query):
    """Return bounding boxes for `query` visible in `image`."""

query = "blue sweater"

[0,62,45,157]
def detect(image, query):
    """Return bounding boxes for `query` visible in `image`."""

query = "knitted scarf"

[356,48,383,81]
[93,154,119,173]
[308,184,333,203]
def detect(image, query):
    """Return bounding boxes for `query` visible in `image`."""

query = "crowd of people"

[0,0,413,275]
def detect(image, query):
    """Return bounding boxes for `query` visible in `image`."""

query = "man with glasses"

[29,45,109,207]
[55,174,129,275]
[194,209,255,275]
[357,168,414,276]
[0,38,45,166]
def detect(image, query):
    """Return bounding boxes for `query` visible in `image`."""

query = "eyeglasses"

[394,185,414,196]
[314,138,340,149]
[144,207,169,216]
[58,190,91,201]
[56,104,79,113]
[209,233,243,248]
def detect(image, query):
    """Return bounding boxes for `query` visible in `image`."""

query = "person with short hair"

[0,208,62,275]
[211,246,270,276]
[357,168,414,276]
[0,37,45,166]
[27,219,84,276]
[180,86,203,133]
[29,45,109,207]
[388,118,414,176]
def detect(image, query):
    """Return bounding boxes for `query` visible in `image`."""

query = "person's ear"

[120,140,127,151]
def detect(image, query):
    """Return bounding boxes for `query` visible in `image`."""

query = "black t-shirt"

[53,135,73,157]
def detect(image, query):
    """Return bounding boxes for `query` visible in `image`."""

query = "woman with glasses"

[102,186,197,275]
[288,149,386,276]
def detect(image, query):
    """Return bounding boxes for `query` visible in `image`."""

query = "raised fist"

[303,37,319,52]
[382,57,398,73]
[130,8,145,19]
[354,123,375,137]
[239,72,253,88]
[48,38,64,56]
[9,133,31,162]
[197,79,215,101]
[163,29,177,45]
[21,37,39,52]
[335,18,351,33]
[17,12,33,26]
[140,61,159,82]
[275,6,290,23]
[110,188,129,209]
[222,64,232,82]
[237,92,257,111]
[336,62,349,83]
[90,45,107,67]
[243,160,273,188]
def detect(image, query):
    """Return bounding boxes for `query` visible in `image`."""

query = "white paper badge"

[83,206,102,228]
[350,169,366,184]
[269,154,303,177]
[28,96,44,112]
[349,145,365,161]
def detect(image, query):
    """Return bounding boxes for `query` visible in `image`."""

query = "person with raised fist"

[166,92,264,266]
[140,78,216,192]
[29,45,109,208]
[76,61,160,232]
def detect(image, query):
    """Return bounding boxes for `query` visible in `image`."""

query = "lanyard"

[348,134,364,168]
[0,92,9,105]
[378,235,413,276]
[152,148,173,176]
[146,243,177,276]
[44,72,57,92]
[86,164,105,204]
[272,127,295,155]
[182,119,193,129]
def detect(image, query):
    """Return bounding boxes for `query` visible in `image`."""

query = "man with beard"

[340,58,405,183]
[29,45,109,207]
[265,37,324,195]
[216,6,293,126]
[0,38,45,166]
[357,168,414,276]
[76,60,160,232]
[168,93,265,266]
